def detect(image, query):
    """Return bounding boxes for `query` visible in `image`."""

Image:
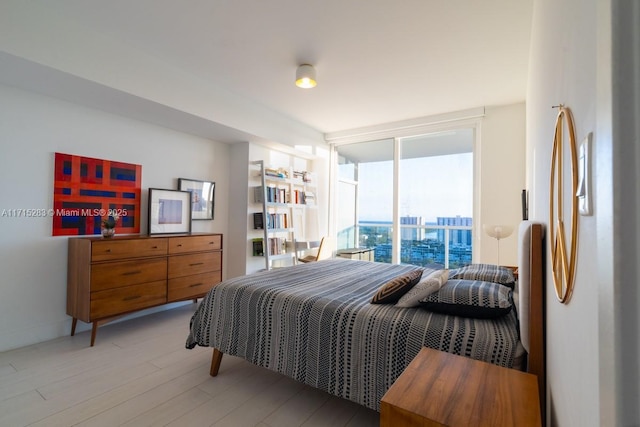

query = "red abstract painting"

[52,153,142,236]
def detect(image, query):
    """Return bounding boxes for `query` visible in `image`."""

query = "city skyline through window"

[336,129,474,267]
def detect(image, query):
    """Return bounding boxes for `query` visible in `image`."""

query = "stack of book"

[267,213,288,229]
[267,237,287,255]
[304,191,316,206]
[265,168,288,178]
[253,213,289,229]
[254,186,289,204]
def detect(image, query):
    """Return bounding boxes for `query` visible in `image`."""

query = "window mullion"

[392,137,401,264]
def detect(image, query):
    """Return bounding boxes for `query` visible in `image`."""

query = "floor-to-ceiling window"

[334,130,473,267]
[336,139,393,255]
[398,131,473,268]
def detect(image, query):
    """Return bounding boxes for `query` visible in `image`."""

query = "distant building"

[437,216,472,245]
[341,217,473,267]
[400,216,424,241]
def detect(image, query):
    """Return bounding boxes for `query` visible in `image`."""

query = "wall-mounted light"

[295,64,317,88]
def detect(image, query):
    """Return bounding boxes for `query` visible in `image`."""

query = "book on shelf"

[253,186,264,203]
[253,212,289,230]
[253,212,264,229]
[252,238,264,256]
[292,190,303,204]
[254,186,289,204]
[265,186,288,204]
[266,213,288,229]
[291,189,316,205]
[268,237,287,255]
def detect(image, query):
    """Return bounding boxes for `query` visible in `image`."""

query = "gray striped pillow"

[419,279,512,318]
[448,264,515,288]
[395,269,450,308]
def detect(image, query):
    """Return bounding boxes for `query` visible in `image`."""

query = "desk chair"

[298,236,334,263]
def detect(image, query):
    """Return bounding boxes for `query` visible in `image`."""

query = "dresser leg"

[71,318,78,336]
[90,323,98,346]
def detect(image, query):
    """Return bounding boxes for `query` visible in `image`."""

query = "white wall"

[610,1,640,424]
[0,84,230,352]
[227,142,251,279]
[477,103,526,266]
[527,1,602,425]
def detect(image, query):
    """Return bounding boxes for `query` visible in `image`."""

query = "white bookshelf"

[250,160,318,270]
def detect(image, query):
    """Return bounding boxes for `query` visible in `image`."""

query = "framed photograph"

[178,178,215,220]
[148,188,192,235]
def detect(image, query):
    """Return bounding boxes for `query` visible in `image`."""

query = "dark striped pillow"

[371,269,423,304]
[448,264,515,288]
[419,279,513,318]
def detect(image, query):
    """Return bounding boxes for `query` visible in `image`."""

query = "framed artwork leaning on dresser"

[148,188,192,234]
[178,178,215,220]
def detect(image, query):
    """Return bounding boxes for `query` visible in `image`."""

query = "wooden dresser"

[67,233,223,346]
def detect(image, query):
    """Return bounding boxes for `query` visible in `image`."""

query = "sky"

[357,153,473,223]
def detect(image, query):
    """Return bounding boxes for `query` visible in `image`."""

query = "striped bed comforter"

[186,259,520,411]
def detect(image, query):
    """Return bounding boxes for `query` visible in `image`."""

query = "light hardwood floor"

[0,303,379,427]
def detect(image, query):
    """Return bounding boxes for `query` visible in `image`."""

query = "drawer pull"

[106,249,112,253]
[177,244,183,247]
[189,282,203,288]
[123,295,141,301]
[189,262,204,267]
[122,270,142,276]
[151,245,158,249]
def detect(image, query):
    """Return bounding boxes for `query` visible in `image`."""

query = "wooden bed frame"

[521,222,546,417]
[208,222,546,412]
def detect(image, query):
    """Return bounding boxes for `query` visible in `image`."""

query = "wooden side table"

[504,265,519,280]
[380,347,541,427]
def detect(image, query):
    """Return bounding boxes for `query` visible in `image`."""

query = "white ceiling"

[2,0,533,139]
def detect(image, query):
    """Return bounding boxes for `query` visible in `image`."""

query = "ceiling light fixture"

[295,64,317,88]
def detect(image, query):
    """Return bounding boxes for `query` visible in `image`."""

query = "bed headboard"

[517,221,545,414]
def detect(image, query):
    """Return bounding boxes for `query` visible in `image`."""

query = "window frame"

[328,110,483,265]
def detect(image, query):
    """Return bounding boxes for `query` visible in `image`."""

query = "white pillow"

[395,269,449,308]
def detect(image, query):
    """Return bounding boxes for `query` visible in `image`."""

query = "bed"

[186,221,545,412]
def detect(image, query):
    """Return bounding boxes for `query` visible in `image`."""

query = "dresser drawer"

[91,238,168,262]
[168,252,221,278]
[90,280,167,319]
[168,271,222,301]
[68,233,223,346]
[91,258,167,291]
[168,235,222,254]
